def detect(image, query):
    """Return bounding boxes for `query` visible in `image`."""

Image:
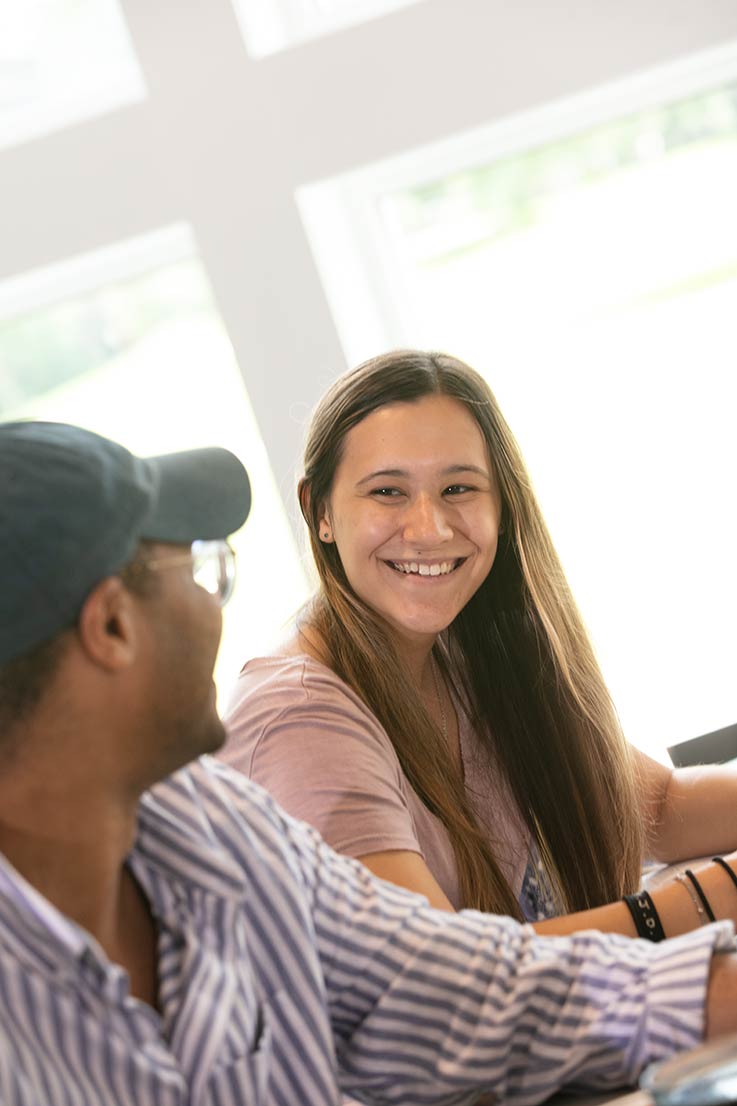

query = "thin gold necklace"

[430,654,448,741]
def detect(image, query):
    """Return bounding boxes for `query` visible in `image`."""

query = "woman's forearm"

[534,854,737,939]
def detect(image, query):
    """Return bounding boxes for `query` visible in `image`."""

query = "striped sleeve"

[196,760,734,1106]
[285,812,732,1106]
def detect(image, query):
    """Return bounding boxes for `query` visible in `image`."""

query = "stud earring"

[321,530,331,541]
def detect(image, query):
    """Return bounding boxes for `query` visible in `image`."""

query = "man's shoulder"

[141,757,323,884]
[157,754,268,797]
[145,756,284,835]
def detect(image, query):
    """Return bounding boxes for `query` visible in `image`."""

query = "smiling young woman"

[221,350,737,936]
[315,394,502,665]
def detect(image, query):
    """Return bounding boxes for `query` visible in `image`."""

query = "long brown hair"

[299,350,643,916]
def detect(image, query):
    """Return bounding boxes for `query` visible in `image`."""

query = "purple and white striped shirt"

[0,756,731,1106]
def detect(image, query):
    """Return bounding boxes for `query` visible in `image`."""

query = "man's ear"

[76,577,140,671]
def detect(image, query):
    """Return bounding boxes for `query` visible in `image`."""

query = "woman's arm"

[362,848,737,942]
[534,856,737,938]
[308,737,737,937]
[224,665,737,937]
[358,850,455,911]
[634,747,737,862]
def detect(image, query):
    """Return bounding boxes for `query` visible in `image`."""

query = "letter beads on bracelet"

[622,890,666,942]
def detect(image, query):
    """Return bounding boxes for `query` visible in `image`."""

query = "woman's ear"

[316,497,334,543]
[76,577,139,671]
[299,479,334,543]
[317,511,334,543]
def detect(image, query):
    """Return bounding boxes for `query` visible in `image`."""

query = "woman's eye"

[371,487,402,498]
[444,484,473,496]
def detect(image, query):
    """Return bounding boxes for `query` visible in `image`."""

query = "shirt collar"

[0,848,88,971]
[0,760,247,975]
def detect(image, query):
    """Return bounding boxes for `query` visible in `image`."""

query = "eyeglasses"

[124,540,236,607]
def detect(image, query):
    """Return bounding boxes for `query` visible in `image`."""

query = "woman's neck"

[392,636,437,689]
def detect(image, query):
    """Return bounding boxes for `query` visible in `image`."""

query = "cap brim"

[140,447,251,544]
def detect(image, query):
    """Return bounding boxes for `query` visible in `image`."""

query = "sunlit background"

[0,225,309,695]
[299,58,737,757]
[1,1,736,759]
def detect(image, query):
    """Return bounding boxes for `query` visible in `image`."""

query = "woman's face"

[320,394,502,653]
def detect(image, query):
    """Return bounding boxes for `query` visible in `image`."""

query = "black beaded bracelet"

[622,890,666,942]
[712,856,737,897]
[684,869,716,923]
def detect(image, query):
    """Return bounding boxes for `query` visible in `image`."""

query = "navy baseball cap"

[0,421,252,665]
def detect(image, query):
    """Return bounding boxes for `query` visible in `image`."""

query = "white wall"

[2,0,737,525]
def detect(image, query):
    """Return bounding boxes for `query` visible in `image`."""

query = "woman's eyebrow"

[355,468,409,487]
[356,463,490,487]
[442,464,491,478]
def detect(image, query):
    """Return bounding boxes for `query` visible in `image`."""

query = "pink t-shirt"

[221,655,532,911]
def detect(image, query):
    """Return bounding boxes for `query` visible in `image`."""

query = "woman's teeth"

[389,560,459,576]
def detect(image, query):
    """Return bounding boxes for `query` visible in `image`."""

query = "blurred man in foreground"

[0,418,736,1106]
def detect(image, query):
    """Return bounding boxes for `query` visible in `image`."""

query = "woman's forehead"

[332,396,494,486]
[345,396,488,459]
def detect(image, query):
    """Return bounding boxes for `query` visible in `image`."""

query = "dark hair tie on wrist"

[712,856,737,897]
[622,890,666,942]
[684,869,716,923]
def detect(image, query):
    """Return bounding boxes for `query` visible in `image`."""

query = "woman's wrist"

[662,856,737,936]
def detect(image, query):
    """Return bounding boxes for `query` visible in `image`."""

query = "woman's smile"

[320,394,502,650]
[384,557,467,577]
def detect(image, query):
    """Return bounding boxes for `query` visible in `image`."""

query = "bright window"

[0,225,309,703]
[232,0,423,58]
[298,45,737,761]
[0,0,145,150]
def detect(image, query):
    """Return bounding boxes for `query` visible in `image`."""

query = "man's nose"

[401,493,453,545]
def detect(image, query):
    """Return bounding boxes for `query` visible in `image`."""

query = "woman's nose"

[401,494,453,545]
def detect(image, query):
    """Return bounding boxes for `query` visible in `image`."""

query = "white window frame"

[231,0,423,59]
[297,38,737,367]
[0,223,194,325]
[0,0,146,150]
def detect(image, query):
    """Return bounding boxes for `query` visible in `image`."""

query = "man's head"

[0,421,251,773]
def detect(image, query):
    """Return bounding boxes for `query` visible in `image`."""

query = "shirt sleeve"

[282,802,733,1106]
[221,662,422,859]
[194,759,735,1106]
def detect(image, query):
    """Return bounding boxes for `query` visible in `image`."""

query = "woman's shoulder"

[220,648,406,798]
[223,647,395,752]
[230,652,364,711]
